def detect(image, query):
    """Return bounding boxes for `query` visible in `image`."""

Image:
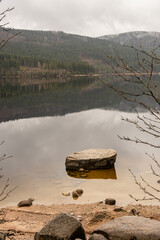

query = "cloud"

[2,0,160,36]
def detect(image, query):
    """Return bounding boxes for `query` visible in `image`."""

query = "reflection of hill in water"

[0,76,140,123]
[67,168,117,179]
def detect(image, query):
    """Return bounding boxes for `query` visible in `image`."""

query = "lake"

[0,77,159,206]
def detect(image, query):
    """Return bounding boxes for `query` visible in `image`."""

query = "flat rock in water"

[66,149,117,170]
[89,216,160,240]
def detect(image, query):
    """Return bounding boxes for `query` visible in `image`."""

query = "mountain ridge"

[99,30,160,48]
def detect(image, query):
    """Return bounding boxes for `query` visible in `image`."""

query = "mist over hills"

[99,31,160,48]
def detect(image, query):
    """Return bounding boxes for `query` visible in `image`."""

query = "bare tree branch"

[129,169,160,202]
[104,43,160,202]
[0,1,18,204]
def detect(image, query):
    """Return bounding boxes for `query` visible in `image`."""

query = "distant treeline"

[0,53,95,75]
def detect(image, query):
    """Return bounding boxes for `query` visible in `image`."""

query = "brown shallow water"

[0,109,159,207]
[67,168,117,179]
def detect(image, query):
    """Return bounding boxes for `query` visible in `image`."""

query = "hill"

[0,28,136,76]
[99,31,160,49]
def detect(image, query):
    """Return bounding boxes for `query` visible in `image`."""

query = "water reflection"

[67,168,117,179]
[0,109,158,207]
[0,76,133,123]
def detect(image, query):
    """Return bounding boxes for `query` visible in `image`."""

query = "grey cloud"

[3,0,160,36]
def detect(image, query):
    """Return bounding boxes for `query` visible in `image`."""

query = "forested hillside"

[0,28,137,76]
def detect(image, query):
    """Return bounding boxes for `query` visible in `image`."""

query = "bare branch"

[129,169,160,202]
[118,135,160,148]
[0,32,21,50]
[104,43,160,203]
[0,2,18,204]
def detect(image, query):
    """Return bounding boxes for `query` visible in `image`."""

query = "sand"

[0,202,160,239]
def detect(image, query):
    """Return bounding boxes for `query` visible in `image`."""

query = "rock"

[89,216,160,240]
[62,192,70,196]
[77,215,83,221]
[89,211,108,224]
[80,173,87,178]
[68,171,76,177]
[6,231,15,237]
[130,208,139,215]
[79,168,85,172]
[17,198,34,207]
[34,212,86,240]
[113,207,124,212]
[72,191,79,199]
[66,149,117,170]
[70,212,75,216]
[157,179,160,184]
[0,232,6,240]
[89,233,107,240]
[75,189,83,195]
[105,198,116,205]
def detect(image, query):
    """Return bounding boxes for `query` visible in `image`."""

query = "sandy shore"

[0,203,160,239]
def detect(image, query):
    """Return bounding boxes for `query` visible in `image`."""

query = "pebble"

[79,168,85,172]
[72,191,79,199]
[75,188,83,195]
[80,173,87,178]
[62,192,70,197]
[105,198,116,205]
[68,172,76,177]
[113,207,124,212]
[17,198,34,207]
[130,208,139,216]
[70,212,74,216]
[157,180,160,184]
[77,215,83,221]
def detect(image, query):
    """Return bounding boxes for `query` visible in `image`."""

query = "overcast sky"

[1,0,160,37]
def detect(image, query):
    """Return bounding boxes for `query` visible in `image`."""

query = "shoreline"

[0,202,160,239]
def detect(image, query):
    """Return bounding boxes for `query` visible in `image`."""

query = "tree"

[0,1,19,50]
[0,0,18,203]
[0,141,17,202]
[103,43,160,202]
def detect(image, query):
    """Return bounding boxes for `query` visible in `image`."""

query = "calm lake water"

[0,109,158,207]
[0,77,159,207]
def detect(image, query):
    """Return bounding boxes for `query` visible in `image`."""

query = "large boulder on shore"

[0,232,6,240]
[89,216,160,240]
[66,149,117,170]
[34,212,86,240]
